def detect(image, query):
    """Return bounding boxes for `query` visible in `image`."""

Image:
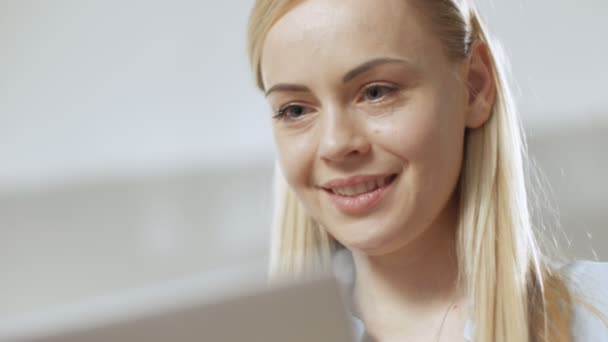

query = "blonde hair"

[247,1,604,341]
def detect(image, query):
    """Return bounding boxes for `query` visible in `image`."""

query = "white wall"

[478,0,608,122]
[0,0,606,321]
[0,0,271,192]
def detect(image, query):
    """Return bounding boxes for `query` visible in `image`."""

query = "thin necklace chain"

[433,293,459,342]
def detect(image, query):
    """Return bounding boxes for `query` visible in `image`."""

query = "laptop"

[0,269,355,342]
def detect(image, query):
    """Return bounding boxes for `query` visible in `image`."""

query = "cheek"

[369,110,448,159]
[368,92,466,173]
[273,128,316,189]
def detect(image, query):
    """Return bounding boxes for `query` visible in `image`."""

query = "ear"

[464,40,496,129]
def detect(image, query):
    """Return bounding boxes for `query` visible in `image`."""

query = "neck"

[350,197,468,340]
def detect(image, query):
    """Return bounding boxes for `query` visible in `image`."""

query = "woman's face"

[261,0,473,255]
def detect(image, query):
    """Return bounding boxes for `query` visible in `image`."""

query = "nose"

[318,106,371,162]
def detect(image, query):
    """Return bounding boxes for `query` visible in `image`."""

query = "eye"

[274,104,311,121]
[361,84,398,102]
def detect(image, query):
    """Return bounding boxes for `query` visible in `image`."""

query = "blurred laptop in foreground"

[0,267,355,342]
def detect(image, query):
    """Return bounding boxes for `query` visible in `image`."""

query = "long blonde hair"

[247,1,596,341]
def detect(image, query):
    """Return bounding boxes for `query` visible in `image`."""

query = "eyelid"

[276,102,307,114]
[356,82,400,101]
[273,102,314,121]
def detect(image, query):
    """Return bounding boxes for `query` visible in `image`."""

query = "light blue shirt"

[563,260,608,341]
[332,250,608,341]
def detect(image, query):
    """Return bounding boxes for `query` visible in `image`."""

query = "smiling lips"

[320,174,397,214]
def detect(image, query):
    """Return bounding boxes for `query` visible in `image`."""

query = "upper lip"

[319,174,395,189]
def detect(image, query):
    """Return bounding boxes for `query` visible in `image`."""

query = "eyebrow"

[265,84,310,97]
[264,57,412,97]
[342,57,413,83]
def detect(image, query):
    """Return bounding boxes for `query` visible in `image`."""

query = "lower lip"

[324,176,396,215]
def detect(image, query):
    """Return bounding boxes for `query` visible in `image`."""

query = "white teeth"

[342,187,355,196]
[331,177,392,197]
[376,178,386,188]
[355,183,367,194]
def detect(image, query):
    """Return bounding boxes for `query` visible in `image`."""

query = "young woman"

[247,0,608,341]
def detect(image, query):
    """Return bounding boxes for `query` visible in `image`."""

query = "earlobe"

[465,40,497,129]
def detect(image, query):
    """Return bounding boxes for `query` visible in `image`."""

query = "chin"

[335,223,406,256]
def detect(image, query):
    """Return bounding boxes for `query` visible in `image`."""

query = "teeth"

[376,178,386,188]
[355,183,367,194]
[331,177,392,197]
[337,187,352,196]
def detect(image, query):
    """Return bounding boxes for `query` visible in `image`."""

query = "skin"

[261,0,496,340]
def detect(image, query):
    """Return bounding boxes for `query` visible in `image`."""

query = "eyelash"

[358,83,399,102]
[273,104,310,121]
[273,83,400,121]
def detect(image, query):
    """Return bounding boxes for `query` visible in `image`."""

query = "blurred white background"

[0,0,606,321]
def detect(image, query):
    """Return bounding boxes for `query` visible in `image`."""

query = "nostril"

[318,127,371,163]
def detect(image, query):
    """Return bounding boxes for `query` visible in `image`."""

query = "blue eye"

[274,104,309,120]
[363,84,398,101]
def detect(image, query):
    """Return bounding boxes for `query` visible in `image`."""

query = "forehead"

[261,0,445,89]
